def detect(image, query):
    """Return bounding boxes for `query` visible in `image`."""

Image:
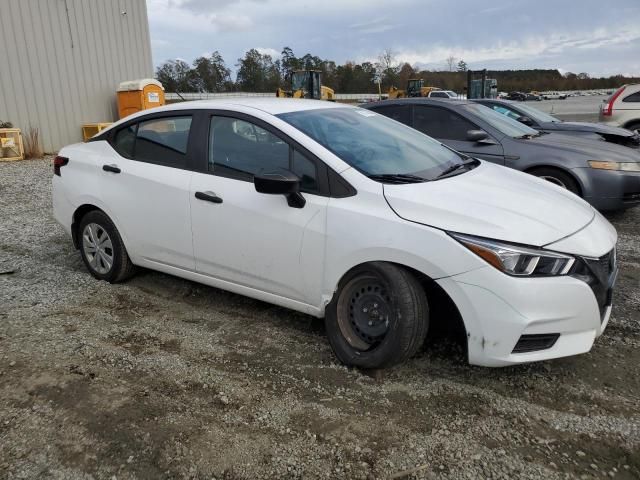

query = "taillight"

[603,86,626,116]
[53,156,69,176]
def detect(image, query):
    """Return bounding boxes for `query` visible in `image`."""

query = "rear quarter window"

[622,92,640,103]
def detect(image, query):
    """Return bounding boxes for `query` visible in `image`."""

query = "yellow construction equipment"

[276,70,335,101]
[388,79,439,99]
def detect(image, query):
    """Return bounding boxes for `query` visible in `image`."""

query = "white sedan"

[52,98,618,368]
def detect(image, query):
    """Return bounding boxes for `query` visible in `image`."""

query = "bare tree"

[376,48,400,89]
[446,55,457,72]
[378,48,397,71]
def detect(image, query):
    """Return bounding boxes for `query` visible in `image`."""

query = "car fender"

[521,161,587,194]
[69,194,134,258]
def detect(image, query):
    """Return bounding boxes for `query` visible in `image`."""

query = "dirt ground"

[1,158,639,480]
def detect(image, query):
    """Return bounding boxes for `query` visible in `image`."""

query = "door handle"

[102,164,121,174]
[195,191,223,204]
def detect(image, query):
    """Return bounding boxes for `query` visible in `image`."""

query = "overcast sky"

[146,0,640,77]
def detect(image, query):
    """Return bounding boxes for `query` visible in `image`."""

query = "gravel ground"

[1,158,639,480]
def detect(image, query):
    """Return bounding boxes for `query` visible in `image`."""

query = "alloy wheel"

[82,223,114,274]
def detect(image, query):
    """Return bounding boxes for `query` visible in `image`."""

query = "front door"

[190,114,328,304]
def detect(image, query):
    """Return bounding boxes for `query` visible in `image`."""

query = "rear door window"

[113,124,137,158]
[135,116,192,167]
[622,92,640,103]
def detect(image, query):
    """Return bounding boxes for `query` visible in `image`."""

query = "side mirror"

[254,169,306,208]
[517,115,534,126]
[467,130,489,142]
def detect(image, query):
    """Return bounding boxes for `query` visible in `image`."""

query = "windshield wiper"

[368,173,429,184]
[435,159,480,179]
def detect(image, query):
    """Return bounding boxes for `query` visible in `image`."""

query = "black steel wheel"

[325,262,429,369]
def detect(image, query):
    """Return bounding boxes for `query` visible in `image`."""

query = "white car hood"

[383,162,595,246]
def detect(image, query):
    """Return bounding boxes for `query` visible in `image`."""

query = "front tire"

[78,210,135,283]
[529,167,580,196]
[325,263,429,369]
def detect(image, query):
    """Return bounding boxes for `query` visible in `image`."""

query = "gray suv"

[363,98,640,211]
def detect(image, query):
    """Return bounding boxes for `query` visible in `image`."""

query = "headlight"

[450,233,575,276]
[588,161,640,172]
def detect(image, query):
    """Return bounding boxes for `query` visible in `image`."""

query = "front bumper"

[437,261,615,367]
[572,167,640,211]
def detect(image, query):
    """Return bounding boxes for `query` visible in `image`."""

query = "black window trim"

[97,109,201,171]
[201,109,347,198]
[93,108,356,198]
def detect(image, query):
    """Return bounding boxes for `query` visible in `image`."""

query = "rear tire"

[78,210,136,283]
[529,167,580,196]
[325,263,429,369]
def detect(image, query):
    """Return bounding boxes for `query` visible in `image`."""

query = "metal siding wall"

[0,0,153,152]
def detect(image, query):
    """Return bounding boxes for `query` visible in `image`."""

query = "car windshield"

[277,107,469,180]
[512,102,560,123]
[463,103,540,138]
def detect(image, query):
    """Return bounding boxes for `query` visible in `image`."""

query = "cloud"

[147,0,640,77]
[349,17,397,35]
[254,47,280,58]
[387,24,640,73]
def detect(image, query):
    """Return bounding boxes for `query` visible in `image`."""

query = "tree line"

[155,47,640,94]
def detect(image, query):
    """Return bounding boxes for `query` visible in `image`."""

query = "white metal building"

[0,0,153,152]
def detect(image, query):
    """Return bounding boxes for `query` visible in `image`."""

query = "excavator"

[388,78,439,99]
[276,70,335,101]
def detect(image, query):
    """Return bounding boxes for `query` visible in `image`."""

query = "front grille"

[512,333,560,353]
[570,249,617,321]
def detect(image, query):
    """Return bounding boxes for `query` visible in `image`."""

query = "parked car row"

[475,98,640,148]
[364,98,640,211]
[53,97,626,370]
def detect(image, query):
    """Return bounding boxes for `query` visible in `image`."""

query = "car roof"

[364,98,471,109]
[124,97,350,121]
[474,98,516,105]
[98,98,352,136]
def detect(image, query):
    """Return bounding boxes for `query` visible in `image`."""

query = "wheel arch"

[71,203,130,253]
[524,164,584,197]
[622,120,640,131]
[329,260,467,340]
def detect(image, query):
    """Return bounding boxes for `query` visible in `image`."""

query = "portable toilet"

[117,79,165,119]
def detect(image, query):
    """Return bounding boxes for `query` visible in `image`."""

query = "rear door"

[100,113,195,269]
[412,105,505,164]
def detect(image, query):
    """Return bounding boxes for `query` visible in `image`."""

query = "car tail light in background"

[602,86,626,116]
[53,155,69,176]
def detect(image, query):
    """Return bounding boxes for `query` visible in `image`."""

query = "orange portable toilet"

[117,79,165,119]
